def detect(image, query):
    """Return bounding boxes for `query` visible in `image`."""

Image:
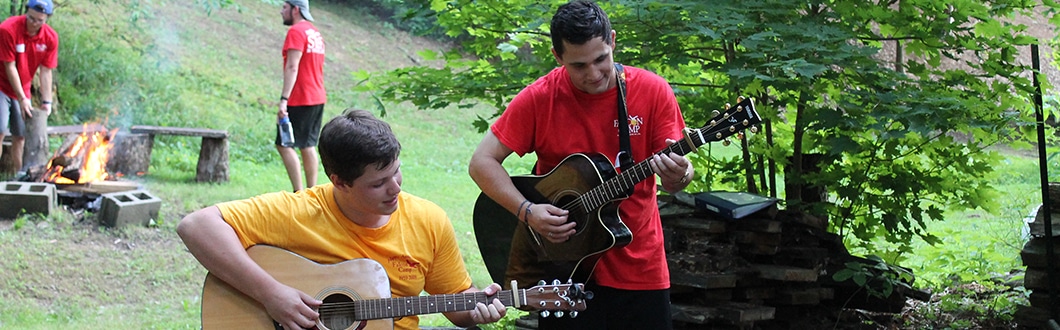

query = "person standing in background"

[0,0,57,173]
[277,0,326,192]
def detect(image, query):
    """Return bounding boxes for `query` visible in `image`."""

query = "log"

[1024,268,1060,291]
[58,180,142,194]
[107,133,152,177]
[0,139,13,174]
[196,136,229,182]
[22,109,48,170]
[671,302,775,325]
[1028,203,1060,238]
[1021,237,1060,268]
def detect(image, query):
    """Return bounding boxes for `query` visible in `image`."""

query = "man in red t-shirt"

[469,1,692,329]
[276,0,326,192]
[0,0,58,173]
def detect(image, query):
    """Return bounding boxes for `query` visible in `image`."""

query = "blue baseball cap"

[27,0,53,15]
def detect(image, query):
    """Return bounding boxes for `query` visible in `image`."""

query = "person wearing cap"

[0,0,57,174]
[276,0,326,193]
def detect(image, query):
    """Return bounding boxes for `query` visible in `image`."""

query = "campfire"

[40,123,118,184]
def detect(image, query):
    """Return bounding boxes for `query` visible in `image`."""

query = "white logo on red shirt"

[305,29,325,55]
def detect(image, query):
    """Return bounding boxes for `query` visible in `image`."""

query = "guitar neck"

[341,290,518,321]
[575,98,758,212]
[576,131,701,213]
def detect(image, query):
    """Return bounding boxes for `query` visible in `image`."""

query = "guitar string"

[312,291,518,319]
[561,114,735,212]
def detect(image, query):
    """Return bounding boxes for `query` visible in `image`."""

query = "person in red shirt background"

[0,0,57,173]
[276,0,326,192]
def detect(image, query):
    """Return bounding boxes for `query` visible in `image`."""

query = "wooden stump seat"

[129,125,229,183]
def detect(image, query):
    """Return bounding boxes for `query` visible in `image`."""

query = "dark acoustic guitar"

[200,245,591,329]
[474,97,761,288]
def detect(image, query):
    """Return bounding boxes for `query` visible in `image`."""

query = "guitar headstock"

[518,279,592,316]
[688,96,761,148]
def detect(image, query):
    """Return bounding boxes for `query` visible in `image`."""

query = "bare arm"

[278,48,302,119]
[443,283,506,327]
[176,206,321,329]
[2,61,31,117]
[468,131,574,241]
[38,67,52,115]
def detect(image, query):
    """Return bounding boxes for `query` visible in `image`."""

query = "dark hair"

[550,0,612,58]
[317,109,401,184]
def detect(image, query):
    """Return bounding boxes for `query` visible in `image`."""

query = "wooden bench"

[128,125,230,183]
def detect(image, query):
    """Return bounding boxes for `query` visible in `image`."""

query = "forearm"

[176,207,282,302]
[471,156,540,227]
[39,68,52,102]
[280,65,298,99]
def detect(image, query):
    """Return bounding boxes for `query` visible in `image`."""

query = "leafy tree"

[358,0,1058,255]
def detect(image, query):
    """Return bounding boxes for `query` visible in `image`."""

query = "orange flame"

[42,123,118,184]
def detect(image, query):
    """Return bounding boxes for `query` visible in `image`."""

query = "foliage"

[901,281,1027,329]
[360,0,1060,252]
[833,255,916,300]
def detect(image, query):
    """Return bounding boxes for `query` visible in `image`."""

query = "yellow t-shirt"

[216,183,473,329]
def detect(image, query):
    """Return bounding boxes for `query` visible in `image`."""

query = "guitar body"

[200,245,392,330]
[474,153,633,288]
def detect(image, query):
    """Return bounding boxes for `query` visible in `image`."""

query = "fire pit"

[20,124,143,213]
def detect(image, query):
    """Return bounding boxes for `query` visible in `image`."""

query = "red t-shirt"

[0,15,58,99]
[283,21,325,106]
[491,65,686,290]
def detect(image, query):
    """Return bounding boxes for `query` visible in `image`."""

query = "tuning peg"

[736,132,745,140]
[714,132,723,140]
[555,311,565,318]
[737,95,745,103]
[724,103,731,110]
[538,280,546,286]
[711,109,720,117]
[722,139,731,146]
[750,126,759,134]
[541,310,551,318]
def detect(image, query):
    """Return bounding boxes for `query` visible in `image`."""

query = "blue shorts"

[0,94,25,136]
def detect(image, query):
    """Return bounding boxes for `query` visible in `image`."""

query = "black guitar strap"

[615,63,633,172]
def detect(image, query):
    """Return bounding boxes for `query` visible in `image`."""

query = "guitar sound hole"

[554,195,587,233]
[320,293,357,330]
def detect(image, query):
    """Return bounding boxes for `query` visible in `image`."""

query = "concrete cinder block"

[0,181,56,219]
[99,189,161,228]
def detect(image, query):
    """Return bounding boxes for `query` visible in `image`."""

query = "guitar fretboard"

[570,100,757,213]
[320,290,518,321]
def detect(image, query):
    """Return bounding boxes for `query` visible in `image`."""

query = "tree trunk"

[196,137,229,182]
[107,133,153,177]
[22,109,49,171]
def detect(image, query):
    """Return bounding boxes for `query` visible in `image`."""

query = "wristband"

[42,101,51,105]
[515,200,531,223]
[280,96,289,101]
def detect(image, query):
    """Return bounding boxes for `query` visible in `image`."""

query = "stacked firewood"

[659,192,929,329]
[1016,182,1060,329]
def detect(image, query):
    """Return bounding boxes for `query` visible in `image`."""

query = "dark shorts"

[276,104,324,149]
[537,283,672,330]
[0,94,25,136]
